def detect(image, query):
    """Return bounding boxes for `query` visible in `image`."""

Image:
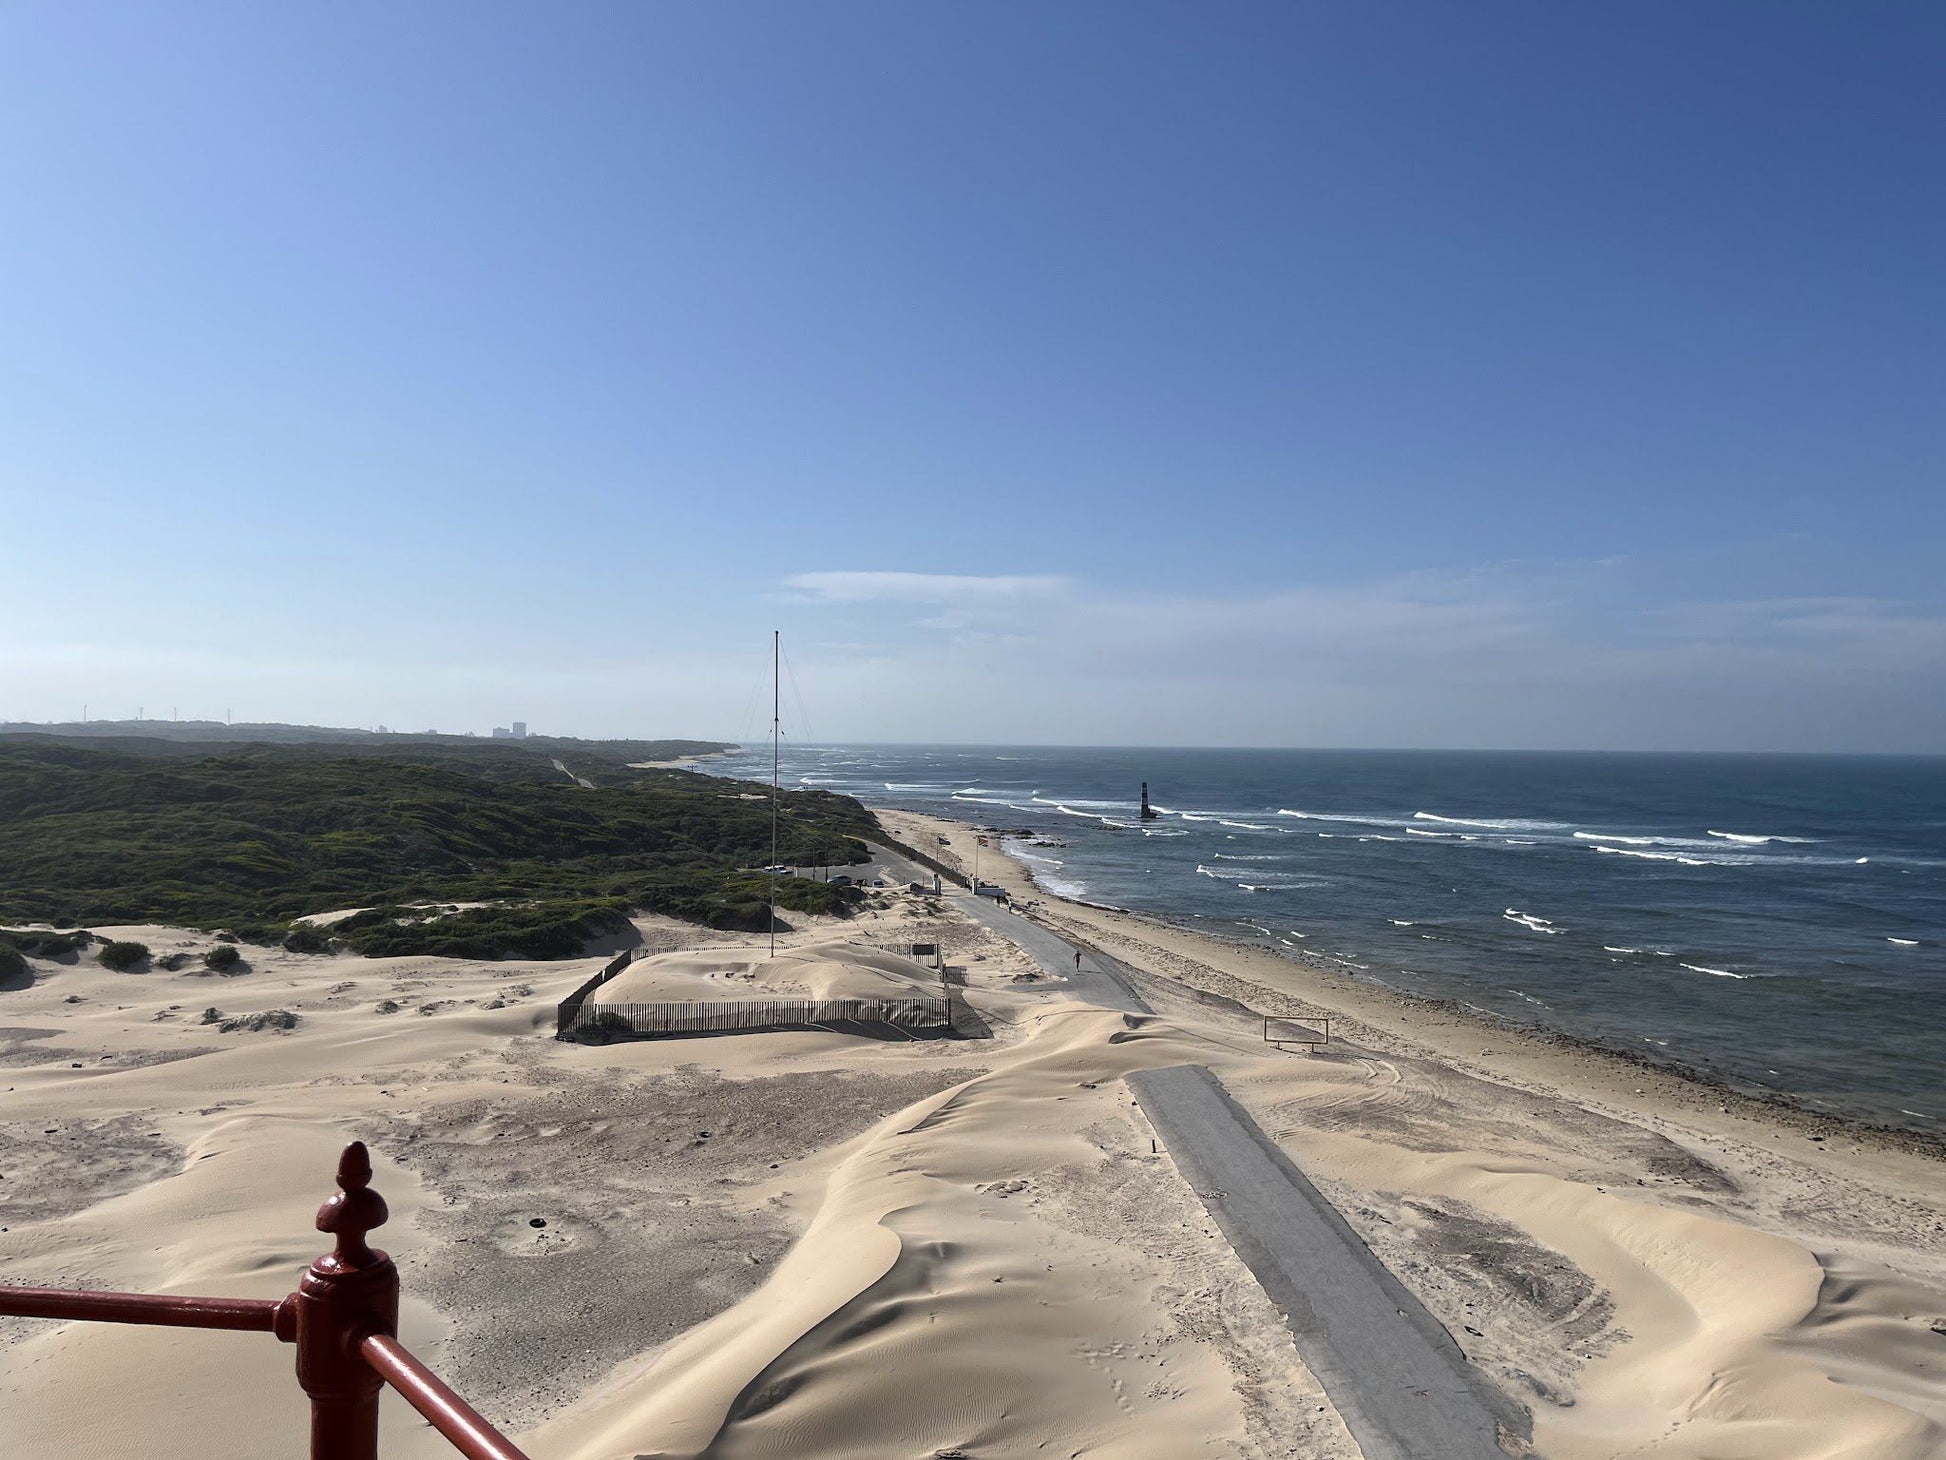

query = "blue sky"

[2,4,1941,750]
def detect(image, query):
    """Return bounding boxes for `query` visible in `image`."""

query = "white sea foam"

[1681,962,1749,979]
[1503,908,1564,934]
[1390,919,1415,926]
[1195,865,1226,879]
[1603,946,1642,954]
[1574,831,1720,848]
[1593,845,1713,866]
[1219,819,1275,831]
[1278,808,1407,828]
[1888,937,1919,946]
[1179,812,1221,822]
[1708,830,1818,845]
[1414,811,1571,831]
[1012,850,1065,869]
[1035,872,1091,899]
[1212,853,1284,861]
[1406,827,1458,839]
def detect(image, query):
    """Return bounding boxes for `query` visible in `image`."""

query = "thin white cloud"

[784,571,1073,605]
[775,564,1946,750]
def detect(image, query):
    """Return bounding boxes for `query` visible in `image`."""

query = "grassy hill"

[0,736,874,955]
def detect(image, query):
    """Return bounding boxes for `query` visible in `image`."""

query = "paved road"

[777,843,944,891]
[953,892,1527,1459]
[953,892,1146,1013]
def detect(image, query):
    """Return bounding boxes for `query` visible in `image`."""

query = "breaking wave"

[1504,908,1564,934]
[1414,811,1572,832]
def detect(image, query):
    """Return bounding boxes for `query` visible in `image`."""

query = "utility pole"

[769,629,780,959]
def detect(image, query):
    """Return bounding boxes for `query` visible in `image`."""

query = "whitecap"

[1681,963,1749,979]
[1390,919,1415,926]
[1603,945,1642,954]
[1503,908,1564,934]
[1888,937,1918,946]
[1278,808,1407,828]
[1592,845,1714,867]
[1708,830,1818,845]
[1414,811,1571,832]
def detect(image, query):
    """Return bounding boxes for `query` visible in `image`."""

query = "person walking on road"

[1074,950,1082,974]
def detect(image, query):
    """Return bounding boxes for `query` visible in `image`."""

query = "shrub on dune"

[97,940,150,971]
[281,925,333,955]
[203,943,242,971]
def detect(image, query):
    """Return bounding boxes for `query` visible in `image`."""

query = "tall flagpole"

[769,630,780,958]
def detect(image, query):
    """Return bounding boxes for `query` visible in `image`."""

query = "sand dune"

[1,903,1351,1459]
[595,940,945,1004]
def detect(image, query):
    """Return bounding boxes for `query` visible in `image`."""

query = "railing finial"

[316,1140,388,1268]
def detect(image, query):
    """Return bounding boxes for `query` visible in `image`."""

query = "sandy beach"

[882,808,1946,1459]
[4,819,1943,1458]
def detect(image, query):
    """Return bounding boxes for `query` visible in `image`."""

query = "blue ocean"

[706,746,1946,1131]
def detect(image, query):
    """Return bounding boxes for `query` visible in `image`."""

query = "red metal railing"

[0,1141,534,1460]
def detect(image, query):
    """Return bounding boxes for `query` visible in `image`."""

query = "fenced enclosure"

[554,946,641,1037]
[562,994,953,1041]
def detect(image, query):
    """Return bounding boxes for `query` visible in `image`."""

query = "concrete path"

[952,892,1528,1459]
[1132,1065,1524,1458]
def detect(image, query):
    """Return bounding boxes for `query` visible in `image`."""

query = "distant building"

[511,721,527,738]
[491,726,512,739]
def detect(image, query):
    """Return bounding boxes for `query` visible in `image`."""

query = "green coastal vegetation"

[0,732,876,961]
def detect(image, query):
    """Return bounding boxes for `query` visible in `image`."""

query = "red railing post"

[282,1141,399,1460]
